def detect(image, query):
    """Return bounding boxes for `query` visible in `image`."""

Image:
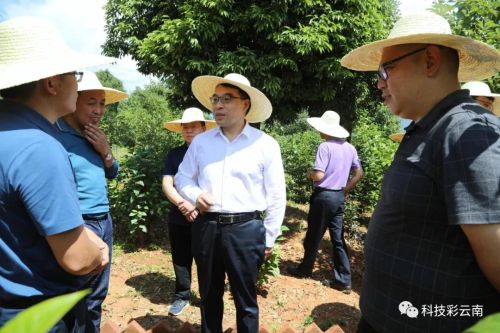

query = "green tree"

[432,0,500,88]
[102,0,398,129]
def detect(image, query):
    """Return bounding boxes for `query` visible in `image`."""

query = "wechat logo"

[399,301,419,318]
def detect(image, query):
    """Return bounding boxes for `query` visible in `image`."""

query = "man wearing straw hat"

[55,71,128,332]
[461,81,500,116]
[162,107,216,316]
[341,11,500,333]
[288,111,363,295]
[0,17,113,331]
[175,73,286,333]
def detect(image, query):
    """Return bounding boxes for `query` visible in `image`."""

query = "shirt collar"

[1,100,59,136]
[406,89,473,134]
[214,121,252,140]
[55,118,82,137]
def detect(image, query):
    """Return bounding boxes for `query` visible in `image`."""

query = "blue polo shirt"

[0,100,86,301]
[55,119,119,214]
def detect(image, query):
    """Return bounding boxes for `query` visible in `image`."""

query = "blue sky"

[1,0,433,94]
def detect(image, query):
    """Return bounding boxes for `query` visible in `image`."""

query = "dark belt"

[82,213,108,221]
[1,295,52,309]
[205,211,262,224]
[313,187,343,193]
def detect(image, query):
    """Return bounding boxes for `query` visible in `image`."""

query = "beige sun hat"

[307,111,349,138]
[78,71,128,105]
[0,16,114,91]
[191,73,272,123]
[341,11,500,82]
[164,107,217,133]
[389,133,404,143]
[461,81,500,115]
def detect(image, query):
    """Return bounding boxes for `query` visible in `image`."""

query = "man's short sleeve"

[442,118,500,225]
[10,140,83,236]
[313,142,330,172]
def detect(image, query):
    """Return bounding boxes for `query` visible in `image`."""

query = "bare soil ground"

[101,203,364,332]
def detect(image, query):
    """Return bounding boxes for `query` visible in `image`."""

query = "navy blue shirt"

[361,90,500,333]
[56,119,119,214]
[162,145,190,225]
[0,101,87,301]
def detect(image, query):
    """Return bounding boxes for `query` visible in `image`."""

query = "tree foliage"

[103,0,398,128]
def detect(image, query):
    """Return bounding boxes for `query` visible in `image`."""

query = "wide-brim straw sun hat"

[461,81,500,115]
[341,11,500,82]
[191,73,272,123]
[389,133,404,143]
[0,16,114,91]
[78,71,128,105]
[307,110,349,138]
[164,107,217,133]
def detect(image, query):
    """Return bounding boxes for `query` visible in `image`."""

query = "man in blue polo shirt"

[0,17,112,332]
[56,71,128,332]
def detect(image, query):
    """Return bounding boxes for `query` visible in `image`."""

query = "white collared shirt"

[174,123,286,247]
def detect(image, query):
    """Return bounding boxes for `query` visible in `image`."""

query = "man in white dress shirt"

[175,73,286,333]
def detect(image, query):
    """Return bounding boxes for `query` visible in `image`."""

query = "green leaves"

[0,290,90,333]
[464,313,500,333]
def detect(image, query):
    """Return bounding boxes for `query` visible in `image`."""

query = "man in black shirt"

[341,11,500,333]
[161,107,215,316]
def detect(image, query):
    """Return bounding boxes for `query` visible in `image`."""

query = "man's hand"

[264,247,273,259]
[178,199,198,222]
[84,123,111,157]
[196,192,214,213]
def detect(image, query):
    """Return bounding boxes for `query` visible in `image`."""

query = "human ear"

[424,45,441,77]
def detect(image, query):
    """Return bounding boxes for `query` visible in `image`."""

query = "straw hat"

[389,133,404,143]
[0,16,114,91]
[191,73,272,123]
[78,71,128,105]
[461,81,500,115]
[164,107,217,133]
[307,111,349,138]
[341,11,500,81]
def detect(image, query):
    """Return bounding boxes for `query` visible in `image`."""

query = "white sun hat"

[78,71,128,105]
[307,111,349,138]
[341,11,500,82]
[461,81,500,115]
[389,133,404,143]
[164,107,217,133]
[191,73,272,123]
[0,16,114,91]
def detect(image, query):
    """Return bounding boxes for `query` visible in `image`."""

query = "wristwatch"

[104,152,113,161]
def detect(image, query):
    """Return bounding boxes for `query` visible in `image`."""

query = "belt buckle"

[217,214,236,224]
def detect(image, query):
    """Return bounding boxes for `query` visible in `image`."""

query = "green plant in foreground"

[464,313,500,333]
[0,289,90,333]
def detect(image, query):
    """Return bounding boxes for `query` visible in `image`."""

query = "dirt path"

[102,203,363,332]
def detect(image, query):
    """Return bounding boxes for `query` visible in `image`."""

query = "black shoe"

[330,281,352,294]
[287,266,312,278]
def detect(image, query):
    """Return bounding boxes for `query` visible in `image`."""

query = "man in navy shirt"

[342,11,500,333]
[161,107,215,316]
[56,71,128,332]
[0,17,112,332]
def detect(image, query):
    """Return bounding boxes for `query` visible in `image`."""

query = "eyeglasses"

[209,94,247,105]
[378,47,426,80]
[61,71,84,82]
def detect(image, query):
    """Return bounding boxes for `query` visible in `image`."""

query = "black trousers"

[192,216,266,333]
[168,222,193,301]
[299,190,351,286]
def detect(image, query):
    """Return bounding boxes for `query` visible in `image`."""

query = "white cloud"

[1,0,151,93]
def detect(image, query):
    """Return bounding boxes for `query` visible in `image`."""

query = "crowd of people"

[1,10,499,333]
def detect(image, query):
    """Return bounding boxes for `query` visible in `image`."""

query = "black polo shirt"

[361,90,500,333]
[162,144,190,225]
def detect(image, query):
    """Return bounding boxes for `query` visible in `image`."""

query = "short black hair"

[0,81,37,99]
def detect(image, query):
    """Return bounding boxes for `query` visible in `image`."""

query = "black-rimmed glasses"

[62,71,84,82]
[209,94,247,105]
[378,48,426,80]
